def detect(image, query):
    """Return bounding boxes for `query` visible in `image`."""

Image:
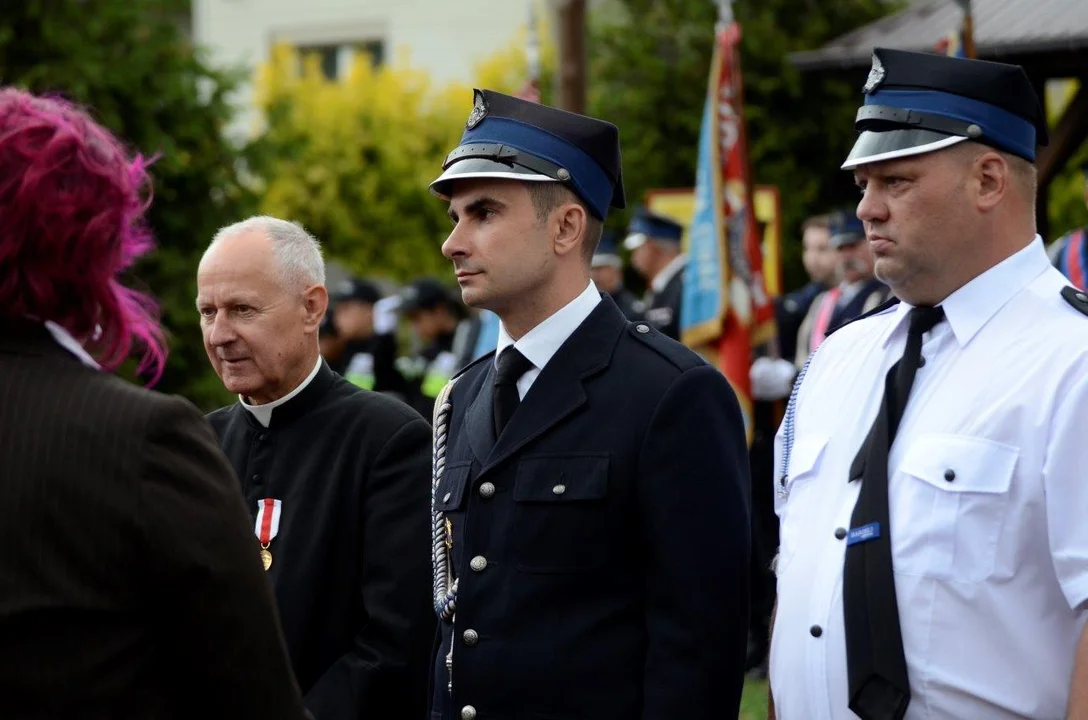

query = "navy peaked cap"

[843,47,1048,169]
[430,89,625,220]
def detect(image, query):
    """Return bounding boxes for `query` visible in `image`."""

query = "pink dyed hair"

[0,88,166,383]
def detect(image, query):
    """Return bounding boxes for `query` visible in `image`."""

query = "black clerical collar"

[240,358,337,430]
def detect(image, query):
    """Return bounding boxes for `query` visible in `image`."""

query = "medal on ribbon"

[255,498,282,571]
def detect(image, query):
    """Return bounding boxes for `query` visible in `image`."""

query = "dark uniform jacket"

[0,322,307,720]
[430,297,751,720]
[400,331,458,420]
[643,264,684,341]
[827,277,892,334]
[208,362,435,720]
[330,332,408,399]
[775,281,826,363]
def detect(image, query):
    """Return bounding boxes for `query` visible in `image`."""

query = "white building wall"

[193,0,542,139]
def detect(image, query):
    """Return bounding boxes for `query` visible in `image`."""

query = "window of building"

[297,40,385,80]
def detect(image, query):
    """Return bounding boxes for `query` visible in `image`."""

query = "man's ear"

[552,202,588,258]
[303,285,329,332]
[975,151,1009,212]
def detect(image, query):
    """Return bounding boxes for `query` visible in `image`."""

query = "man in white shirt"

[771,48,1088,720]
[425,88,752,720]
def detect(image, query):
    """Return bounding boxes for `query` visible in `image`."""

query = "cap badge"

[466,92,488,130]
[863,53,886,94]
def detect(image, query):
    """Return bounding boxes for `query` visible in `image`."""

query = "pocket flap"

[436,463,471,511]
[900,434,1018,494]
[514,455,608,502]
[787,435,830,481]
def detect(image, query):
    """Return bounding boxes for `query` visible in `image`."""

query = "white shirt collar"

[880,235,1051,349]
[495,281,602,372]
[651,253,687,294]
[43,321,100,369]
[241,355,323,428]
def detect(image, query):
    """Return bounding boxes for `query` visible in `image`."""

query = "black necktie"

[843,305,945,720]
[493,346,533,438]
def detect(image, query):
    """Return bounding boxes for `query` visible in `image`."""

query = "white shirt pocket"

[776,434,830,576]
[895,434,1018,582]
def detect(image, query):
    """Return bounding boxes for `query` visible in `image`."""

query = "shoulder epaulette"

[825,296,900,339]
[627,321,703,371]
[1061,286,1088,317]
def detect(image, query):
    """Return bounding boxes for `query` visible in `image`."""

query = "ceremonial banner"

[679,15,775,442]
[516,4,542,103]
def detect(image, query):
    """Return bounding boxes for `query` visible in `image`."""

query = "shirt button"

[257,433,266,442]
[552,484,567,495]
[470,555,488,572]
[252,474,260,482]
[461,707,477,720]
[944,469,956,482]
[834,527,847,540]
[462,629,479,646]
[810,625,823,638]
[478,482,496,499]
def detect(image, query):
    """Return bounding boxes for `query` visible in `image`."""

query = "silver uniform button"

[470,555,488,572]
[478,482,496,498]
[443,492,452,503]
[636,324,650,333]
[463,629,479,646]
[552,484,567,495]
[461,706,477,720]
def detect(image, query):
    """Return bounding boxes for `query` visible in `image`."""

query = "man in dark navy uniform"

[590,230,644,321]
[625,208,686,340]
[427,89,751,720]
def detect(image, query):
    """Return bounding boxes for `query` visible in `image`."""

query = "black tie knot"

[495,346,533,387]
[908,305,945,337]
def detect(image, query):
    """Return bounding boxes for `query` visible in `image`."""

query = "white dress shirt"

[494,281,602,399]
[772,237,1088,720]
[241,356,323,428]
[43,321,101,369]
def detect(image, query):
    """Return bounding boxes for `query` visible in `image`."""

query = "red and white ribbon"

[255,498,282,545]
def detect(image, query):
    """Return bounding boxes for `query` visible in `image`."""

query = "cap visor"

[429,158,558,199]
[841,130,968,170]
[591,253,623,268]
[624,232,648,251]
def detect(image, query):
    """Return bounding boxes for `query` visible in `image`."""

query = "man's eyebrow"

[449,196,507,222]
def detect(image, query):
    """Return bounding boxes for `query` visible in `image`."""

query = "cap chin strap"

[442,142,570,182]
[856,105,983,140]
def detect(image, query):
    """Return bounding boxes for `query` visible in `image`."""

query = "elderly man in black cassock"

[196,215,436,719]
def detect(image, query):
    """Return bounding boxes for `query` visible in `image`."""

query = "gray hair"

[209,215,326,287]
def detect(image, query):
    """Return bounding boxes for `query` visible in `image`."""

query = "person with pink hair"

[0,88,309,718]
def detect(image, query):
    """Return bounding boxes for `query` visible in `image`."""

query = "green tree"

[247,14,558,283]
[589,0,899,290]
[0,0,251,409]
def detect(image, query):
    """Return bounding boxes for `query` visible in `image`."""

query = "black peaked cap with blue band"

[623,208,684,251]
[429,89,625,220]
[842,47,1048,170]
[829,209,865,249]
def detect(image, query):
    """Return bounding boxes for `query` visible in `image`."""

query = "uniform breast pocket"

[893,434,1018,583]
[512,454,609,574]
[436,463,471,513]
[776,434,829,576]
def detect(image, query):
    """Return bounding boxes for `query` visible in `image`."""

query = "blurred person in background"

[590,230,644,321]
[397,276,466,419]
[794,209,890,366]
[777,214,838,363]
[625,208,687,340]
[1049,160,1087,288]
[329,277,408,399]
[0,89,307,718]
[197,216,435,719]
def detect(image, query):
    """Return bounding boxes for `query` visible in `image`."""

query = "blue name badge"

[847,522,881,546]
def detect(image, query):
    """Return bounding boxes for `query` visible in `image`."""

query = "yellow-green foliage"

[248,9,556,281]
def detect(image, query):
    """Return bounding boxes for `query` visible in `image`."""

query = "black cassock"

[430,296,751,720]
[208,361,436,720]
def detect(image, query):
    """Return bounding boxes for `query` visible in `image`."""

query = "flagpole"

[956,0,976,58]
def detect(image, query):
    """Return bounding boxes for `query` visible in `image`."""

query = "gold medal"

[255,498,281,572]
[260,545,273,570]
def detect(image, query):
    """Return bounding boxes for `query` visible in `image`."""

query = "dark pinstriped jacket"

[0,322,308,720]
